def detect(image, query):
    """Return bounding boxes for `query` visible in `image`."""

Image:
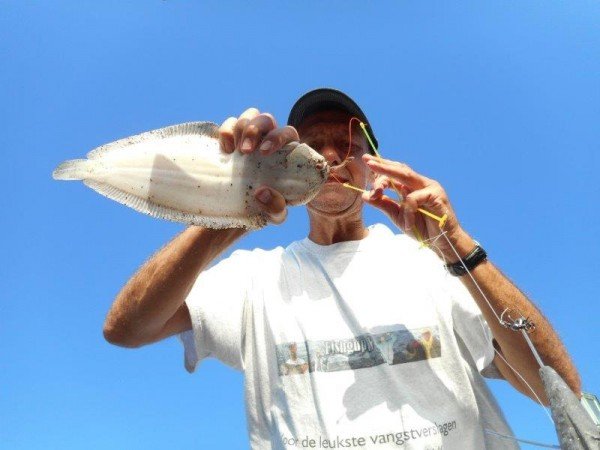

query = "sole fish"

[53,121,329,229]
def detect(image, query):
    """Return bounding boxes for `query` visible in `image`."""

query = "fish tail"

[52,159,94,181]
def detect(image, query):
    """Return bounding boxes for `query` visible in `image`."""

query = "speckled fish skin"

[52,121,329,229]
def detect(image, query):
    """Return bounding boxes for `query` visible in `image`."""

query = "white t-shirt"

[179,224,517,449]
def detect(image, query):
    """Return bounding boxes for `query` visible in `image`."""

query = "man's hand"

[218,108,300,225]
[361,155,582,403]
[361,154,474,262]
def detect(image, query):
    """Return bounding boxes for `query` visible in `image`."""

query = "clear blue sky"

[2,2,599,448]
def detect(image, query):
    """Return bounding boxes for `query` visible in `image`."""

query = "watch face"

[446,263,466,277]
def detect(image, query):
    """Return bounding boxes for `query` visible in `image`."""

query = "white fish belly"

[53,121,329,229]
[89,135,247,217]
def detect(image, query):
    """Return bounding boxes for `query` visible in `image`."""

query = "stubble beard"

[308,184,362,217]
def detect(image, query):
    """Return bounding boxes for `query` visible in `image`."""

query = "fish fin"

[86,122,220,159]
[83,180,266,230]
[52,159,94,180]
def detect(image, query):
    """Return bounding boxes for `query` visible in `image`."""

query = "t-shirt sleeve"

[178,249,252,373]
[445,275,496,374]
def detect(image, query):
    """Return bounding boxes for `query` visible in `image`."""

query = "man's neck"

[307,212,369,245]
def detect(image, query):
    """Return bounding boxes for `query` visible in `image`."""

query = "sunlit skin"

[289,343,298,359]
[210,107,581,403]
[104,106,581,410]
[296,110,373,245]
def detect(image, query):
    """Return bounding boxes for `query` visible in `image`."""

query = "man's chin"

[307,189,361,216]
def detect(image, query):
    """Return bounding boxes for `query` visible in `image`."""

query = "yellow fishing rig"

[344,121,600,449]
[341,121,448,245]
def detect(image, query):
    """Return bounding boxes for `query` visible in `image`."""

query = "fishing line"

[360,121,381,158]
[424,232,553,423]
[343,123,559,444]
[483,429,560,449]
[336,118,444,246]
[423,231,551,418]
[433,201,555,426]
[423,232,557,447]
[439,233,554,426]
[345,117,364,162]
[328,117,365,187]
[492,346,554,423]
[440,232,502,323]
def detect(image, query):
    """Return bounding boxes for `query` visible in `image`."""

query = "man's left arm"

[362,154,581,405]
[450,253,581,405]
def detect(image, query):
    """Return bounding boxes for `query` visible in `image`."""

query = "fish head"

[267,142,329,206]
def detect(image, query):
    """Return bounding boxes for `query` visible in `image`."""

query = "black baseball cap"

[287,88,378,153]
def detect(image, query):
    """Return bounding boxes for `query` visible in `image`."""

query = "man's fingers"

[363,154,429,190]
[369,175,406,200]
[404,184,447,214]
[254,186,287,225]
[260,126,300,155]
[218,117,238,154]
[373,175,389,190]
[239,113,278,154]
[362,193,404,228]
[402,194,418,231]
[402,185,451,239]
[221,108,294,156]
[233,108,260,151]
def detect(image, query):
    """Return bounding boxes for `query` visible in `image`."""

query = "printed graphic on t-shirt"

[276,326,440,376]
[280,419,458,449]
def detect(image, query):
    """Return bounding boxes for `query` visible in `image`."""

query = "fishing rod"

[341,120,600,449]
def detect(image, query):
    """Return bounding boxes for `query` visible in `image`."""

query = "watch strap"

[445,243,487,276]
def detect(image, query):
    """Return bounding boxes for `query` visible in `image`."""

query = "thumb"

[255,186,287,225]
[363,193,405,230]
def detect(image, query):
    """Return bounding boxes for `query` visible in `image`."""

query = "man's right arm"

[103,108,298,348]
[103,226,246,347]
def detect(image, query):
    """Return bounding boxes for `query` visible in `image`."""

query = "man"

[103,88,580,449]
[281,343,309,376]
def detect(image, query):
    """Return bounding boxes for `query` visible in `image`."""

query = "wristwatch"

[445,242,487,276]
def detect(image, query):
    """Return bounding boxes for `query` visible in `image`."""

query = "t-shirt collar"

[297,223,395,255]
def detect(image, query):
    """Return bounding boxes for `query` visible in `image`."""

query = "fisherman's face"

[297,110,371,216]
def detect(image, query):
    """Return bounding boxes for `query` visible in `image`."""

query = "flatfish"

[52,121,329,229]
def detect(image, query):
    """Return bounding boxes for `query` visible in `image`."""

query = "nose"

[320,145,343,166]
